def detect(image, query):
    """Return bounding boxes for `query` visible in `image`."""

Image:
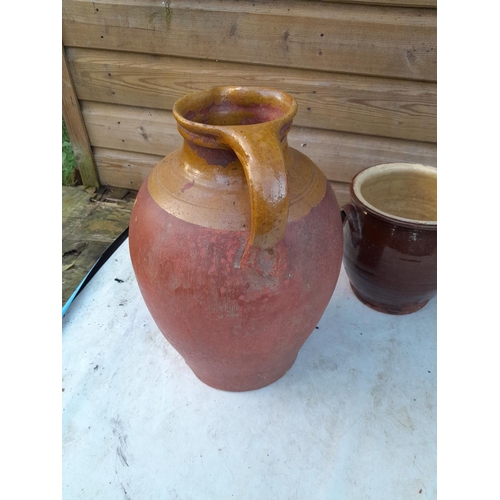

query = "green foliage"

[62,120,77,185]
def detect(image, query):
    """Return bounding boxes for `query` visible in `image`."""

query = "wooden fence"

[62,0,437,207]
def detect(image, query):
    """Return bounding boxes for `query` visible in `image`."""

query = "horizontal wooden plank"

[62,0,436,82]
[93,148,160,189]
[289,125,437,182]
[82,101,436,184]
[329,181,351,208]
[68,49,436,143]
[318,0,436,8]
[82,102,182,156]
[93,146,352,207]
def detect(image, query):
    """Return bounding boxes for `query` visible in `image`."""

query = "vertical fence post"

[62,45,100,187]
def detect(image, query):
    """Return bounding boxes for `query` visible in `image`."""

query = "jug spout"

[173,86,297,251]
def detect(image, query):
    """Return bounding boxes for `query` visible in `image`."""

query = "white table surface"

[62,239,436,500]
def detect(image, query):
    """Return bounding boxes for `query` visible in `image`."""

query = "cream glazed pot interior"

[352,163,437,225]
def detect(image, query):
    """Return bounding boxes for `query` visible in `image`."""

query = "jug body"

[341,163,437,315]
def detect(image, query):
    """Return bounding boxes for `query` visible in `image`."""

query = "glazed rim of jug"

[173,86,298,134]
[352,163,437,227]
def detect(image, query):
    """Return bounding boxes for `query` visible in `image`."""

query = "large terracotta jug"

[129,87,343,391]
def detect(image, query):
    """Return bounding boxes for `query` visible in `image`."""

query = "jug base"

[187,353,299,392]
[350,284,429,315]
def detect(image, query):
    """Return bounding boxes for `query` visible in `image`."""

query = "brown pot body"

[342,164,437,315]
[129,87,343,391]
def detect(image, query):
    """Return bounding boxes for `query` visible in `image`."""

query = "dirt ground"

[62,185,137,306]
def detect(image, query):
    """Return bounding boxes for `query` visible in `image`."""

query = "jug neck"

[172,87,297,251]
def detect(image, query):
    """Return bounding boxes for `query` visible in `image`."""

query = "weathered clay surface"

[129,87,343,391]
[130,184,342,391]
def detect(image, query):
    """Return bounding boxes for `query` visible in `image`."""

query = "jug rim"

[173,86,298,137]
[350,163,437,229]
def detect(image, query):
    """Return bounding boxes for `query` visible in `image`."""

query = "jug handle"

[218,122,289,253]
[340,203,362,247]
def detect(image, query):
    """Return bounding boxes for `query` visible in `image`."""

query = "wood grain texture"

[93,147,162,189]
[317,0,436,8]
[94,146,352,207]
[329,181,351,208]
[62,47,100,187]
[62,0,436,81]
[82,102,182,156]
[68,49,436,143]
[82,101,436,184]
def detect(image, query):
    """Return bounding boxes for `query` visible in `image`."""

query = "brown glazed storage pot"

[129,87,343,391]
[341,163,437,315]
